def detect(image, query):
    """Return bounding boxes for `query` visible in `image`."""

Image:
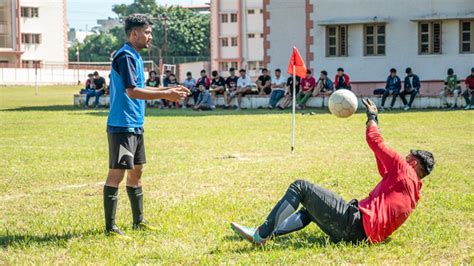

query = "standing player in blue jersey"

[104,14,189,238]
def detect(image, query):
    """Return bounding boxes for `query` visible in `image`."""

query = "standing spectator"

[183,72,197,108]
[462,67,474,110]
[85,71,107,108]
[145,70,160,87]
[400,67,421,111]
[334,68,351,90]
[236,69,252,110]
[381,68,402,111]
[210,70,226,107]
[314,70,334,96]
[296,70,316,109]
[193,84,214,111]
[277,74,301,110]
[439,68,462,109]
[268,69,286,109]
[224,67,240,109]
[257,68,272,95]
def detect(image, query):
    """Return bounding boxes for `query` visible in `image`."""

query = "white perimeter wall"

[311,0,474,81]
[267,0,306,71]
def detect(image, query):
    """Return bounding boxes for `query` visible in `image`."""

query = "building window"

[248,9,255,15]
[219,62,228,72]
[248,33,255,38]
[22,33,41,44]
[221,38,228,47]
[418,21,442,54]
[260,33,264,38]
[230,62,238,69]
[460,20,474,53]
[22,60,42,68]
[221,14,228,23]
[247,61,264,71]
[231,37,238,46]
[230,13,238,23]
[326,25,348,57]
[364,24,385,56]
[260,9,263,14]
[20,7,39,18]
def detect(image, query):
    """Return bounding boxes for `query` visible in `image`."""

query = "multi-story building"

[0,0,68,68]
[210,0,264,77]
[265,0,474,95]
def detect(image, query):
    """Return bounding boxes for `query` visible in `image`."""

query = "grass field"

[0,85,473,264]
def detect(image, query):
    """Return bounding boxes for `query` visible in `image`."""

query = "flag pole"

[291,65,296,153]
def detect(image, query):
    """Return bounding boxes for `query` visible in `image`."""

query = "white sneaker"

[404,106,410,111]
[465,105,471,110]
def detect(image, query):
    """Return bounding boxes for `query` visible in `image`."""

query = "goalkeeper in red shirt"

[231,98,435,244]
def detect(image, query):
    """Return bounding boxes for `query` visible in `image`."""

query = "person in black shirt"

[257,68,272,95]
[224,67,240,109]
[167,73,180,109]
[85,71,107,108]
[210,70,225,107]
[145,70,160,87]
[277,74,301,110]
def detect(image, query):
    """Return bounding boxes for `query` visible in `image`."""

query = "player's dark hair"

[321,70,328,76]
[93,71,99,75]
[125,14,153,37]
[239,69,246,73]
[337,67,344,72]
[275,68,281,72]
[410,150,435,178]
[212,70,218,77]
[186,71,192,76]
[306,69,312,74]
[262,68,268,72]
[200,69,206,73]
[390,68,397,73]
[447,68,454,75]
[229,67,235,72]
[405,67,412,74]
[149,70,157,75]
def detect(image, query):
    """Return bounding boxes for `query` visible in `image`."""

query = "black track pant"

[257,180,366,243]
[400,89,419,107]
[381,89,400,108]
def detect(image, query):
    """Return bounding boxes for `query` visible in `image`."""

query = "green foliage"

[69,32,121,62]
[0,86,473,264]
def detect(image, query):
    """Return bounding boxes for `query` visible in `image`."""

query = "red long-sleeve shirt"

[359,125,422,243]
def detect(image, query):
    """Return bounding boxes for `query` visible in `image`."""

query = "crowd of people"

[81,66,474,111]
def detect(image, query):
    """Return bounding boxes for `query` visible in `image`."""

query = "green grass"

[0,85,473,264]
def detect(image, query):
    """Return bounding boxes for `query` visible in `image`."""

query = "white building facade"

[266,0,474,95]
[0,0,68,68]
[210,0,265,77]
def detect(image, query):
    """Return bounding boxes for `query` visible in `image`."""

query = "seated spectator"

[334,68,351,90]
[196,69,211,90]
[296,70,316,109]
[167,73,180,109]
[85,73,95,90]
[314,70,334,96]
[146,70,160,87]
[194,85,214,111]
[462,67,474,110]
[439,68,462,109]
[161,70,172,108]
[268,69,286,109]
[210,70,226,107]
[183,71,197,108]
[277,74,301,110]
[235,69,252,110]
[257,68,272,95]
[85,71,106,108]
[224,67,240,109]
[381,68,401,111]
[400,67,421,111]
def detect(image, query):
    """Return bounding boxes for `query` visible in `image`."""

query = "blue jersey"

[107,43,146,129]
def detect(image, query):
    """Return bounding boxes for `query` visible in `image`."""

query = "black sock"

[126,186,144,225]
[103,185,119,231]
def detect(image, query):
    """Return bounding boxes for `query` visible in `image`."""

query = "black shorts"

[108,132,146,169]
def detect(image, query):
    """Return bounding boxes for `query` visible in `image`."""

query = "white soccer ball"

[328,89,358,118]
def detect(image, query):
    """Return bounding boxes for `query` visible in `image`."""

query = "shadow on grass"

[1,105,81,112]
[0,229,102,249]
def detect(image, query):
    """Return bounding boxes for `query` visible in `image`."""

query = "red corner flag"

[287,47,307,78]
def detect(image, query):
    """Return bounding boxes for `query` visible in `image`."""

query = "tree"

[69,32,121,62]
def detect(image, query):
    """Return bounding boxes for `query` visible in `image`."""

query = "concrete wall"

[20,0,67,64]
[266,0,306,71]
[311,0,474,82]
[177,61,210,82]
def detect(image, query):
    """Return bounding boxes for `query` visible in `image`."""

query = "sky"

[68,0,208,31]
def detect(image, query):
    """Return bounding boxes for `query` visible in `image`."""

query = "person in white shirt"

[236,69,253,110]
[268,69,286,109]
